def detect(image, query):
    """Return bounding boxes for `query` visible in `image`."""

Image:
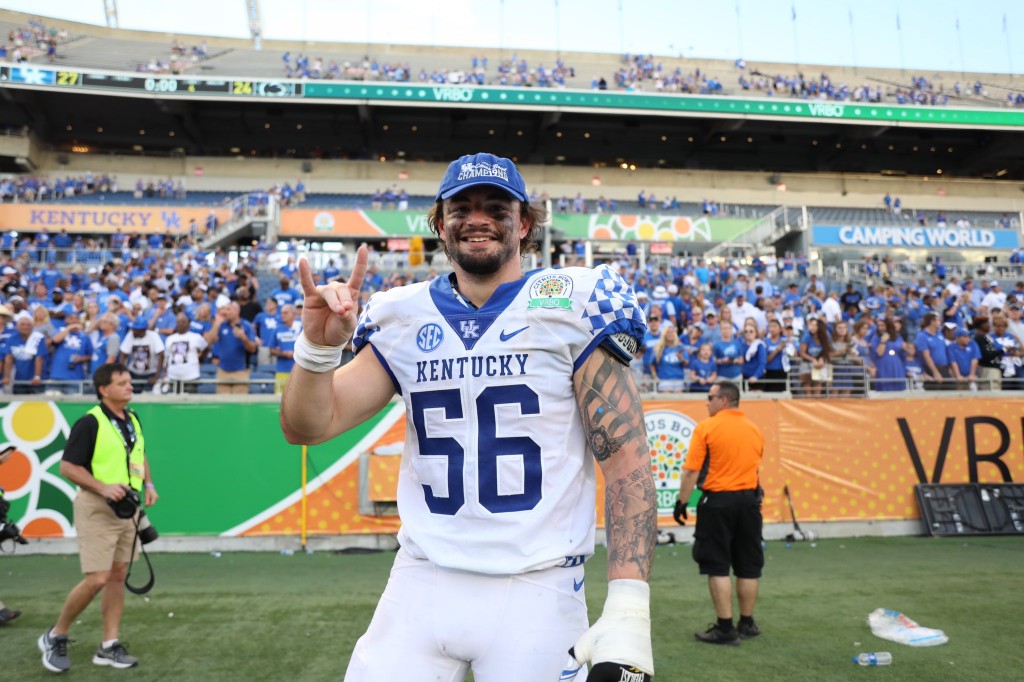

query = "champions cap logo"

[436,152,528,202]
[457,161,509,183]
[528,274,574,310]
[645,409,697,516]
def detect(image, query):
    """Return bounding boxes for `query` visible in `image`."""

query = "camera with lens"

[0,487,28,547]
[108,488,141,519]
[137,509,159,545]
[107,488,159,545]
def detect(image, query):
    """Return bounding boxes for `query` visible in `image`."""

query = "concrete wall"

[30,153,1024,212]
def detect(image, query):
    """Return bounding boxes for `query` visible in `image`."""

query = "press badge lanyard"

[108,412,136,460]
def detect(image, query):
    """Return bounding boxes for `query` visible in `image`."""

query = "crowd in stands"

[880,193,1019,229]
[548,191,729,215]
[0,19,68,64]
[738,68,952,106]
[133,39,210,75]
[0,174,305,211]
[619,254,1024,395]
[614,54,723,94]
[2,230,1023,397]
[0,174,122,202]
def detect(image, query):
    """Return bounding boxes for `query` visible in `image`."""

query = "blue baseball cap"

[436,153,528,202]
[129,317,149,330]
[955,328,971,337]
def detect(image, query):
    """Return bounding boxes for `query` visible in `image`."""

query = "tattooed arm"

[573,345,657,582]
[568,346,657,677]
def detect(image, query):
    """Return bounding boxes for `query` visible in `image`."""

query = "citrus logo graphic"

[645,409,698,516]
[528,274,574,310]
[313,211,336,232]
[0,402,76,538]
[588,214,713,242]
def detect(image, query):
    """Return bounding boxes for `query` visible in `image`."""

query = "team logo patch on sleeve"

[528,274,574,310]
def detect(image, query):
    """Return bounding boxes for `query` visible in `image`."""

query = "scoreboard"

[1,65,301,98]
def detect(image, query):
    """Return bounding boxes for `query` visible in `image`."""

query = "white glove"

[570,579,654,675]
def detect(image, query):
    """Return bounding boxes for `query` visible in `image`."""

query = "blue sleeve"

[754,345,767,379]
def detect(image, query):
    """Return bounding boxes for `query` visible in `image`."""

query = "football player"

[281,153,656,681]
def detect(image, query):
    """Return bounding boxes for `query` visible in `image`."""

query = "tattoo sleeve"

[574,346,657,581]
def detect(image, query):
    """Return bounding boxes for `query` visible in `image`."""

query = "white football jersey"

[353,265,646,574]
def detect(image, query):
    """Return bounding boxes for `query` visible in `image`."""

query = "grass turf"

[1,536,1021,680]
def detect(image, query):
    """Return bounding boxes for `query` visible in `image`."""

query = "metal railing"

[841,260,1024,285]
[4,376,279,396]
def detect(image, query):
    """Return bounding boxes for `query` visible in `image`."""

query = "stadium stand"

[5,8,1022,109]
[2,8,1023,397]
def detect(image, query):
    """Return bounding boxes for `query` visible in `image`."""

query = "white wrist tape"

[292,332,344,373]
[572,579,654,675]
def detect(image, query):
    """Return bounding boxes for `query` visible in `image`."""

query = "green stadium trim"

[4,65,1024,130]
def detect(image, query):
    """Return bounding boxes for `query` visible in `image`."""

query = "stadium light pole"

[735,1,744,63]
[897,13,906,78]
[790,3,800,70]
[618,0,625,56]
[1003,14,1013,84]
[955,15,965,80]
[847,6,857,76]
[554,0,562,63]
[103,0,118,28]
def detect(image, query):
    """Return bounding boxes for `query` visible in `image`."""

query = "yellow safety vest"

[87,405,145,491]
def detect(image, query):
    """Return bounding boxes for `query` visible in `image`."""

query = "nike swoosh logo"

[499,326,529,342]
[573,577,584,592]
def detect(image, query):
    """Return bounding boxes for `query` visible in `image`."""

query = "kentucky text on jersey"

[416,353,529,383]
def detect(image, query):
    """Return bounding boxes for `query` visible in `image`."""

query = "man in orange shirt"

[677,380,765,645]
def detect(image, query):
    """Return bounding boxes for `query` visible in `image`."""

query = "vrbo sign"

[812,225,1020,250]
[432,86,475,102]
[808,102,845,117]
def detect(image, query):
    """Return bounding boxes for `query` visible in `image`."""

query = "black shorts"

[691,489,764,579]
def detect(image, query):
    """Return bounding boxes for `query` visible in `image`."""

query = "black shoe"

[695,623,741,646]
[0,607,21,624]
[737,620,762,639]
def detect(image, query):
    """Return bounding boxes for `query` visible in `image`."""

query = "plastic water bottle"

[853,652,892,666]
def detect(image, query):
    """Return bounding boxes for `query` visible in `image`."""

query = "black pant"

[923,365,952,391]
[762,368,788,392]
[692,489,764,579]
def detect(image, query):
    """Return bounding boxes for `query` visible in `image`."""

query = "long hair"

[813,318,833,358]
[654,323,678,363]
[427,198,548,259]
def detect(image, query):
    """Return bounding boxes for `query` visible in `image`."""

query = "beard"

[445,227,520,276]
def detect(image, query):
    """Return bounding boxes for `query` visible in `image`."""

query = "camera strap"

[125,515,155,595]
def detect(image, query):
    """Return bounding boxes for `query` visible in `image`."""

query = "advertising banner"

[0,204,231,234]
[279,208,756,242]
[3,398,1020,538]
[812,225,1020,250]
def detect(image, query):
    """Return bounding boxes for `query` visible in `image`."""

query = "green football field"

[2,536,1021,680]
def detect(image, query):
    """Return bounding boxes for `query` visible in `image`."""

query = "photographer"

[39,363,158,673]
[0,444,22,626]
